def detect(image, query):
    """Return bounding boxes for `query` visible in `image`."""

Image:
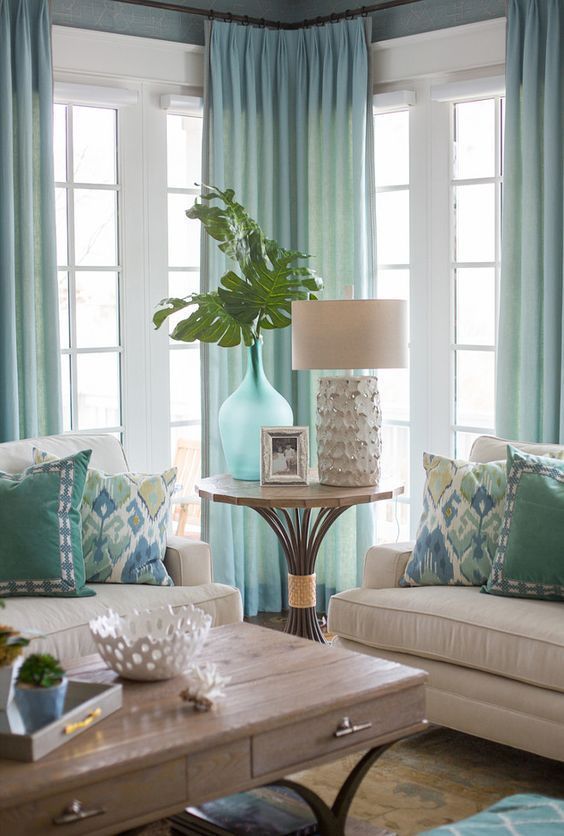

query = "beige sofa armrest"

[362,542,415,589]
[164,536,213,586]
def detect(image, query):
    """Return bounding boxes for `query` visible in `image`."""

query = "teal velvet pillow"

[483,446,564,601]
[402,453,507,586]
[0,451,94,597]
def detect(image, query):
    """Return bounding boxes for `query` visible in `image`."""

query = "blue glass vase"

[219,340,293,481]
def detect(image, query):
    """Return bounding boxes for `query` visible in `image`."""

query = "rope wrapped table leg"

[288,573,316,609]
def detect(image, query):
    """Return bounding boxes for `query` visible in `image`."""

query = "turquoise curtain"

[0,0,61,442]
[496,0,563,442]
[201,19,375,615]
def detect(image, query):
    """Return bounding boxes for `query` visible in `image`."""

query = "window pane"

[380,424,410,495]
[171,424,201,465]
[378,368,409,422]
[454,184,495,262]
[169,271,199,298]
[55,188,68,267]
[455,431,482,459]
[375,500,410,545]
[76,352,121,429]
[53,104,67,182]
[376,190,409,265]
[58,271,69,349]
[374,111,409,187]
[60,355,71,431]
[167,115,202,189]
[500,98,505,177]
[454,99,495,180]
[455,350,495,428]
[170,426,202,538]
[168,272,199,338]
[76,272,119,348]
[455,267,495,345]
[170,349,200,422]
[74,189,118,266]
[73,106,117,185]
[376,268,409,301]
[168,194,200,267]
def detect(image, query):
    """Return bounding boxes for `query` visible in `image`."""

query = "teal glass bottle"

[219,340,293,481]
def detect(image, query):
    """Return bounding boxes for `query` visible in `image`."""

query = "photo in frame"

[260,427,309,486]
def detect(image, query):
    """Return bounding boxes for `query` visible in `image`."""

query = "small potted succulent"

[15,654,67,732]
[0,601,32,711]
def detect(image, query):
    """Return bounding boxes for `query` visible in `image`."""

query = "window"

[166,114,202,461]
[54,103,122,438]
[52,19,505,545]
[374,108,411,542]
[166,112,203,537]
[371,19,505,536]
[451,97,504,457]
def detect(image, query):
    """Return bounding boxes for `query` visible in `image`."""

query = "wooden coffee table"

[197,475,404,642]
[0,624,426,835]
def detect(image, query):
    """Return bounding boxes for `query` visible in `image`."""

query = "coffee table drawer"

[252,687,425,777]
[1,758,185,835]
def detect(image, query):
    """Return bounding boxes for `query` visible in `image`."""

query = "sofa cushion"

[0,451,94,598]
[2,583,243,664]
[35,448,176,587]
[403,454,507,587]
[483,447,564,601]
[328,585,564,693]
[470,435,564,464]
[0,433,128,476]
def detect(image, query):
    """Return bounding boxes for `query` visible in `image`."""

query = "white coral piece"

[180,663,231,711]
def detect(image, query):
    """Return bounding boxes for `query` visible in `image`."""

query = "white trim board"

[53,18,505,92]
[372,18,506,85]
[52,25,204,87]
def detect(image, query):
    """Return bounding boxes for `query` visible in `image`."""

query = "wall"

[52,0,505,45]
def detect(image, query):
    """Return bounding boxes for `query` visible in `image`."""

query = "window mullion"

[66,105,79,431]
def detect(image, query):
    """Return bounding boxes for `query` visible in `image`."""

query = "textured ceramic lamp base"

[316,376,382,487]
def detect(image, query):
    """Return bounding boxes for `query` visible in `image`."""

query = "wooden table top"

[0,623,425,811]
[197,473,404,509]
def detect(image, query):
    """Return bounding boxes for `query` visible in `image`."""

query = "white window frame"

[449,94,503,453]
[54,91,127,441]
[372,18,506,531]
[52,27,204,473]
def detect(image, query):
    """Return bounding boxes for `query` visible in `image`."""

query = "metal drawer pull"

[53,800,106,825]
[334,716,372,738]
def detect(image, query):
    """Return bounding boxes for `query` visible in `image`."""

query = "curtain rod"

[111,0,424,30]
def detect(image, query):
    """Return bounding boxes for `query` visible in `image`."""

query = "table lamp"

[291,299,408,487]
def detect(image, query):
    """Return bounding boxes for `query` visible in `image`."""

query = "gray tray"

[0,679,122,761]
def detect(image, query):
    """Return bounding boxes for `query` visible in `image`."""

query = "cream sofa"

[0,433,243,663]
[328,435,564,763]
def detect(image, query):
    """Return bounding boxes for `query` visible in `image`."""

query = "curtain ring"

[260,17,266,28]
[226,12,232,22]
[330,12,338,23]
[207,10,214,20]
[361,6,368,17]
[242,15,249,26]
[345,8,353,20]
[315,15,323,26]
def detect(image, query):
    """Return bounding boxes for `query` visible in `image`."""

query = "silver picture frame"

[260,427,309,486]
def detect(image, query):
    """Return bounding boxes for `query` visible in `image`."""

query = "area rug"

[128,727,564,835]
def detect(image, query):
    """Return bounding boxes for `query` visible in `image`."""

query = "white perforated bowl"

[89,604,212,681]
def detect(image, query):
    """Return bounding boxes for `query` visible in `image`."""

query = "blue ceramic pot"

[219,340,293,481]
[15,677,68,732]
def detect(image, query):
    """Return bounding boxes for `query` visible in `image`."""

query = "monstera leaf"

[153,185,322,347]
[154,291,255,348]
